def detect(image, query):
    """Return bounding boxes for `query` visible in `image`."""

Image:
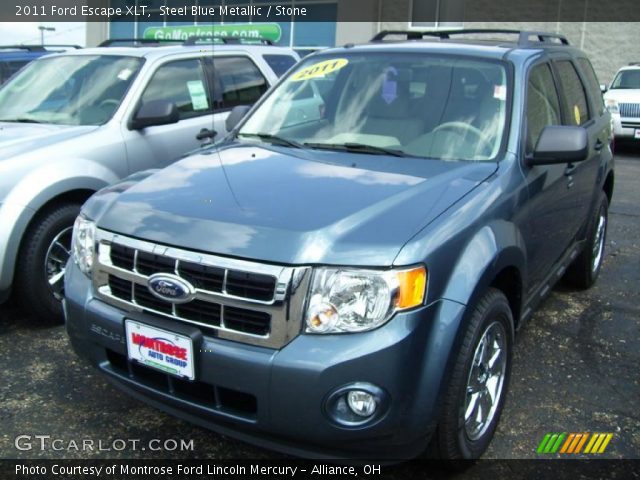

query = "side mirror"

[600,83,608,94]
[225,105,251,132]
[527,125,588,166]
[129,100,179,130]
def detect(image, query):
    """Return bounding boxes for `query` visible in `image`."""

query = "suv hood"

[0,122,96,160]
[97,145,496,266]
[604,89,640,104]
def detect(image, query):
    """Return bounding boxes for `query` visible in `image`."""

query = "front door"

[521,61,575,292]
[122,57,217,173]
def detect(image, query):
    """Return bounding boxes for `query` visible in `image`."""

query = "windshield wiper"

[0,117,43,124]
[238,132,304,149]
[304,142,411,157]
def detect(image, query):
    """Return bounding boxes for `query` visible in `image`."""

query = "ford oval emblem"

[147,274,195,304]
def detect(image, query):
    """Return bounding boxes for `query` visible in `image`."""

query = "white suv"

[604,63,640,141]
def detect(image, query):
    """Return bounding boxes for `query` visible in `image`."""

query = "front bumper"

[64,260,466,459]
[612,114,640,139]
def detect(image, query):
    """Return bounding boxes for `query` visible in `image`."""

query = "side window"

[0,60,28,84]
[555,60,590,126]
[140,59,211,120]
[211,56,268,111]
[578,58,604,116]
[262,54,297,78]
[526,63,562,152]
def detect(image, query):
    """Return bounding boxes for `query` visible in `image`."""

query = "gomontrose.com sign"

[143,24,283,43]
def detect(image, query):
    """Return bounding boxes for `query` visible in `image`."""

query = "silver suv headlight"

[71,215,96,276]
[305,266,426,334]
[605,98,619,114]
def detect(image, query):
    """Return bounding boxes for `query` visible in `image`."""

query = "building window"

[410,0,463,29]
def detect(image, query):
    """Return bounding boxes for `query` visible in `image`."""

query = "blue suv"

[64,30,614,459]
[0,45,80,84]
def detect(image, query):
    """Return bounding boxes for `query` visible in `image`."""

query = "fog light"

[324,382,388,427]
[347,390,377,417]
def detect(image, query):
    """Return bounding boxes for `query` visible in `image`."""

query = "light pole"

[38,26,56,46]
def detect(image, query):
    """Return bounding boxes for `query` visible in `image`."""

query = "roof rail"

[41,44,82,50]
[0,45,47,52]
[371,29,570,47]
[183,35,274,46]
[629,62,640,66]
[98,38,181,47]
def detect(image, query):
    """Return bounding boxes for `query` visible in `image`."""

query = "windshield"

[239,52,509,161]
[0,55,142,126]
[611,69,640,89]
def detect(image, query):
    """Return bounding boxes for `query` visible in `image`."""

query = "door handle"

[564,163,577,176]
[594,139,604,151]
[196,128,217,141]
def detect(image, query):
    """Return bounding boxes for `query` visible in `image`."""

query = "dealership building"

[86,0,639,82]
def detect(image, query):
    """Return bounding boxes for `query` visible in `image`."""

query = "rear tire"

[564,192,608,290]
[15,203,81,323]
[429,288,514,459]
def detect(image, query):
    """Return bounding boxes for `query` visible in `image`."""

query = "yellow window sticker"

[574,105,581,125]
[290,59,349,82]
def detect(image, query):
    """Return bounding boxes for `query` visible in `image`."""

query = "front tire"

[564,191,609,289]
[15,203,81,323]
[429,288,514,459]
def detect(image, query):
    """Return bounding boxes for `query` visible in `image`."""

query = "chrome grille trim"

[93,229,311,349]
[619,103,640,118]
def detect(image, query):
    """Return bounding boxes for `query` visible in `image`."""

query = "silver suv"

[0,39,298,320]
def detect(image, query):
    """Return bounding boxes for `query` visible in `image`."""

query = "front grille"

[109,243,276,301]
[133,283,172,314]
[178,262,224,292]
[176,300,222,327]
[226,271,276,301]
[224,306,271,336]
[107,274,270,335]
[619,103,640,118]
[94,230,310,349]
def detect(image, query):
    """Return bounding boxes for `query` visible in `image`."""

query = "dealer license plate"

[125,320,195,380]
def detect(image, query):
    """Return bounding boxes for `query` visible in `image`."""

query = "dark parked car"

[64,30,614,459]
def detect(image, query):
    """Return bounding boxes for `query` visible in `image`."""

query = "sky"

[0,22,86,46]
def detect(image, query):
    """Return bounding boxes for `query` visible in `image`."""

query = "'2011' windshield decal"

[290,58,349,82]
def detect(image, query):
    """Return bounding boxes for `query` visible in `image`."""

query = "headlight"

[72,215,96,276]
[305,266,426,334]
[605,99,619,114]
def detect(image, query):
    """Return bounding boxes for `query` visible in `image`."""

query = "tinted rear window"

[263,54,297,77]
[555,60,590,126]
[578,58,604,116]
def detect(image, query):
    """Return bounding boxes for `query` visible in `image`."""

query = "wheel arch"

[603,169,614,205]
[0,177,109,292]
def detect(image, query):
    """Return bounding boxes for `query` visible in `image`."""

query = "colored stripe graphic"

[560,433,576,453]
[538,433,613,454]
[574,433,589,453]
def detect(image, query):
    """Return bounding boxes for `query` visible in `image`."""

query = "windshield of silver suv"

[610,69,640,89]
[239,52,509,161]
[0,55,142,126]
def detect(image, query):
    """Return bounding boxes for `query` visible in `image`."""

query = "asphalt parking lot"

[0,147,638,464]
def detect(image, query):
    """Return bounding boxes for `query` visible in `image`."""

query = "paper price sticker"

[290,58,349,82]
[187,80,209,111]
